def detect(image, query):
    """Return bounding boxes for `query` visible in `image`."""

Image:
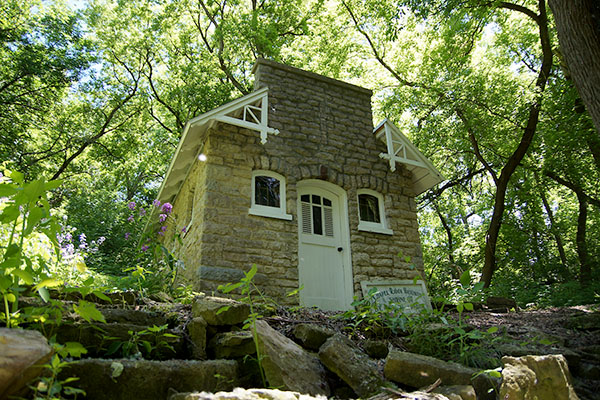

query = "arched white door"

[297,180,353,310]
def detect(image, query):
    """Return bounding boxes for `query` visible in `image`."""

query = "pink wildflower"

[153,199,161,208]
[127,215,134,222]
[127,201,136,210]
[159,214,167,223]
[124,232,131,240]
[141,244,149,252]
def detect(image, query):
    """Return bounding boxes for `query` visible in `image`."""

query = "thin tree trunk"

[575,192,591,286]
[433,203,462,279]
[480,0,554,288]
[539,186,569,274]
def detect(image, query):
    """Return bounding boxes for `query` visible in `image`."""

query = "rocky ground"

[263,303,600,399]
[5,292,599,400]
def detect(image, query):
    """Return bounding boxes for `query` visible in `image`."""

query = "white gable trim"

[155,87,278,207]
[374,119,444,195]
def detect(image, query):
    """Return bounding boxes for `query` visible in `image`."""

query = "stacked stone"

[166,59,425,303]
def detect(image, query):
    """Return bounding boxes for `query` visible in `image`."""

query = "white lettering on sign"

[360,280,432,312]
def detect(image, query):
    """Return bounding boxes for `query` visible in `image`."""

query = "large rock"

[98,308,167,326]
[61,358,238,400]
[496,342,581,371]
[384,350,495,400]
[499,355,579,400]
[169,387,326,400]
[563,312,600,331]
[55,322,183,359]
[318,333,385,398]
[193,296,250,326]
[292,324,335,351]
[254,320,330,396]
[432,385,476,400]
[0,328,53,399]
[363,339,389,359]
[208,331,256,359]
[188,317,208,359]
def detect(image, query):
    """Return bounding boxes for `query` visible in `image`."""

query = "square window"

[357,189,393,235]
[255,176,280,207]
[358,194,381,223]
[249,170,292,221]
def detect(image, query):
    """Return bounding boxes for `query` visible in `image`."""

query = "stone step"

[54,321,185,359]
[60,358,239,400]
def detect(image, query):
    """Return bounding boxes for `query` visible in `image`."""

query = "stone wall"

[165,59,425,303]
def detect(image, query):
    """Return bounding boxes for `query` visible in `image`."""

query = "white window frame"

[357,189,393,235]
[249,170,292,220]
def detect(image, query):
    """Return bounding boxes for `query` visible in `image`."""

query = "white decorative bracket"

[378,121,427,172]
[214,90,279,144]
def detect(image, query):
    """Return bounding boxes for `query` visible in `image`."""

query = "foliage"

[30,339,88,400]
[338,288,409,339]
[0,170,63,326]
[338,271,500,368]
[104,324,177,360]
[218,264,276,388]
[0,0,599,306]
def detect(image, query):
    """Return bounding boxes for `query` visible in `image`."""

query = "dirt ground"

[265,303,600,399]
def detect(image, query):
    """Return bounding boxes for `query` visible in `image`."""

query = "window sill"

[249,207,293,221]
[358,222,394,235]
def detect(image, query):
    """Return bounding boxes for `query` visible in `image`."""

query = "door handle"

[337,247,343,252]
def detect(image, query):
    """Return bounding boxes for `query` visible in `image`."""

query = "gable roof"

[155,86,278,206]
[374,119,444,195]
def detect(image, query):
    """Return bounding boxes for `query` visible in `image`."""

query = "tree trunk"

[549,0,600,136]
[575,192,592,286]
[434,203,461,279]
[480,0,554,288]
[539,186,570,274]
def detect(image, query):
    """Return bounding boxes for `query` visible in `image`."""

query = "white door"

[297,182,352,310]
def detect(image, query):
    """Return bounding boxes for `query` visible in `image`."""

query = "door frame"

[296,179,354,310]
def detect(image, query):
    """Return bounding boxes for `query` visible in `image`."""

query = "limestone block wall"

[165,59,426,303]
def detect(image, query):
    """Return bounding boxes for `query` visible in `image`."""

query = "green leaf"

[92,291,112,302]
[0,256,22,269]
[105,341,122,356]
[73,300,106,323]
[24,206,44,236]
[147,324,167,333]
[245,264,258,281]
[141,341,152,354]
[460,270,471,288]
[10,171,24,184]
[487,327,498,334]
[0,205,20,223]
[11,269,34,285]
[38,286,50,302]
[216,305,231,315]
[0,183,17,197]
[44,179,62,191]
[456,303,464,313]
[51,354,61,369]
[64,342,88,357]
[23,179,46,202]
[0,276,13,291]
[219,281,243,294]
[35,278,62,290]
[464,302,474,311]
[4,244,20,258]
[5,293,16,302]
[110,361,124,378]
